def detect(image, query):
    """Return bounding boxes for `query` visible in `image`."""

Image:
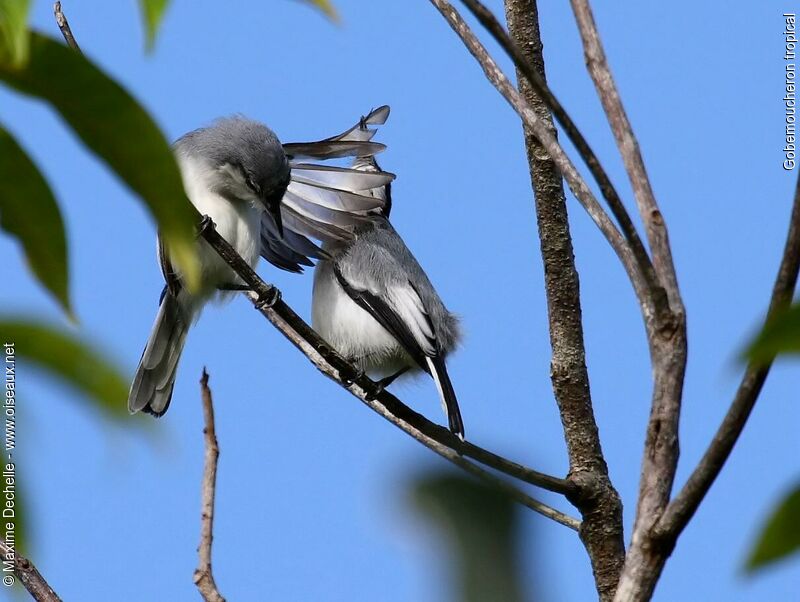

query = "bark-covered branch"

[461,0,659,300]
[654,175,800,537]
[0,541,62,602]
[501,1,625,599]
[193,370,226,602]
[427,0,648,307]
[200,219,581,531]
[53,2,81,52]
[613,180,800,602]
[555,2,688,599]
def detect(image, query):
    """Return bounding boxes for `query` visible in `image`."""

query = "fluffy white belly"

[178,155,261,297]
[312,260,411,376]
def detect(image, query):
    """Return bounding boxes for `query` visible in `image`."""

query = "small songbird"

[129,114,393,416]
[311,107,465,439]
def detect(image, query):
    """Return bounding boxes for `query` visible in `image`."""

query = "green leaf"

[299,0,338,22]
[0,0,31,66]
[0,318,130,418]
[139,0,169,52]
[745,303,800,364]
[411,473,528,602]
[745,483,800,572]
[0,32,201,289]
[0,124,72,317]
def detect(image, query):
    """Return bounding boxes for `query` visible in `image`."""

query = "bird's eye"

[244,174,259,193]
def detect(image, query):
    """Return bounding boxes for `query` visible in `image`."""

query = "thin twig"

[568,0,679,309]
[53,2,81,52]
[193,370,226,602]
[502,1,625,599]
[427,0,648,309]
[198,219,580,530]
[658,174,800,538]
[460,0,660,302]
[0,540,62,602]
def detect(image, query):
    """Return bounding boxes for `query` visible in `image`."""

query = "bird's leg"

[365,367,409,400]
[376,367,409,389]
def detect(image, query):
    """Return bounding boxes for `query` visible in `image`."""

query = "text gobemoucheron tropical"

[784,12,797,170]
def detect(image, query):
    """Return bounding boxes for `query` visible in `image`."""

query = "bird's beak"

[268,197,284,239]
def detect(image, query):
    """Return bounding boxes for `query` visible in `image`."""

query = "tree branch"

[551,2,688,599]
[53,2,81,52]
[568,0,680,309]
[427,0,649,309]
[501,1,625,599]
[199,219,580,530]
[612,181,800,602]
[0,541,62,602]
[460,0,661,303]
[193,369,226,602]
[657,174,800,539]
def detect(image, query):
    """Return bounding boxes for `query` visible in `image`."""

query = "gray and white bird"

[129,114,394,416]
[311,107,465,439]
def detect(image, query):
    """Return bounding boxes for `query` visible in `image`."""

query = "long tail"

[426,356,464,441]
[128,291,190,416]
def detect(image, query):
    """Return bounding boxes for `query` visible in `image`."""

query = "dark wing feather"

[260,211,327,272]
[333,264,431,373]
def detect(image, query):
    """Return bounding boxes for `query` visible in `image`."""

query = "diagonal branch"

[460,0,661,304]
[53,2,81,52]
[568,0,679,311]
[427,0,648,309]
[501,1,625,600]
[200,219,581,530]
[0,541,62,602]
[194,370,226,602]
[657,174,800,539]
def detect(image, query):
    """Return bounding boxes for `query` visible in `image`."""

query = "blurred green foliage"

[745,483,800,573]
[412,472,534,602]
[0,125,71,316]
[746,303,800,365]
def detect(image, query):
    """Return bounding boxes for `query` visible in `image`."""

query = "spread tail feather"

[128,292,189,416]
[426,356,464,440]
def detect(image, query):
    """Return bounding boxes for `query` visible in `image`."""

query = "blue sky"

[1,1,798,600]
